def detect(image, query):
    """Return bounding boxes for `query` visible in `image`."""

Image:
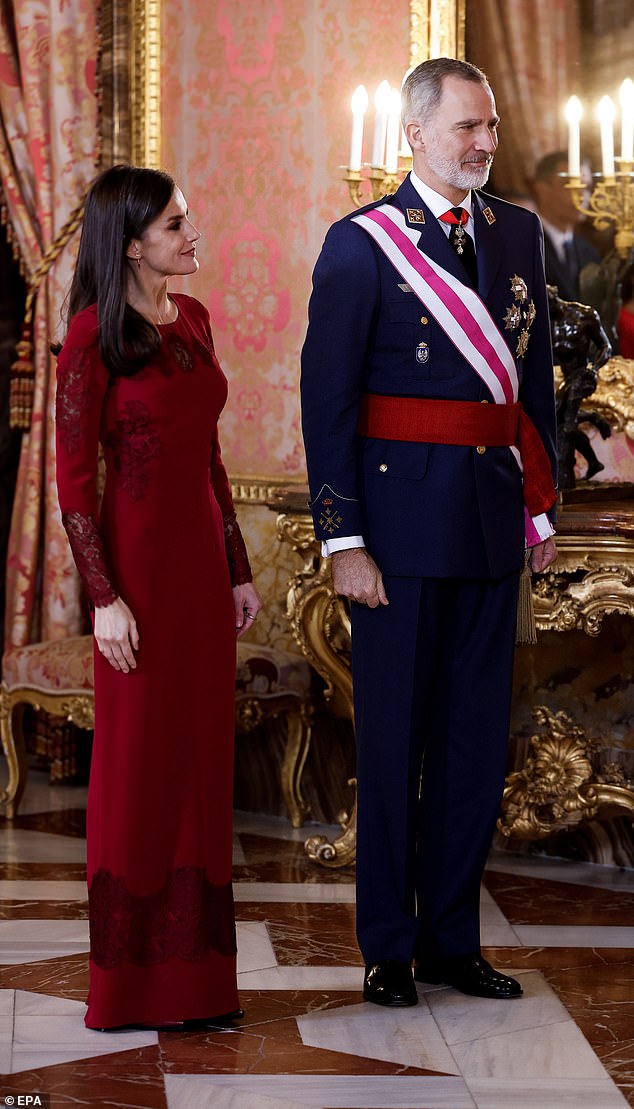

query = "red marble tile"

[0,863,86,881]
[162,1004,444,1077]
[484,870,634,925]
[236,903,361,966]
[0,899,88,919]
[2,1053,165,1107]
[235,834,355,885]
[0,953,89,999]
[0,808,87,838]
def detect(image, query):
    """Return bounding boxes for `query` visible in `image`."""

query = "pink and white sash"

[352,203,554,545]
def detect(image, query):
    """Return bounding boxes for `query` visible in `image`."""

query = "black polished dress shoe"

[183,1008,245,1029]
[363,960,418,1007]
[414,953,522,999]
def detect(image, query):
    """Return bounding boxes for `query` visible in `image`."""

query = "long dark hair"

[64,164,176,376]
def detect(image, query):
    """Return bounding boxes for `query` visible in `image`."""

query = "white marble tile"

[0,880,86,900]
[3,989,156,1074]
[0,989,15,1016]
[451,1018,609,1079]
[514,924,634,948]
[0,766,88,816]
[236,922,278,974]
[0,919,89,964]
[232,834,246,866]
[236,966,362,990]
[164,1074,476,1109]
[298,997,460,1074]
[427,970,571,1046]
[468,1077,630,1108]
[233,810,343,845]
[233,882,355,903]
[0,1043,12,1074]
[14,990,83,1016]
[486,852,634,893]
[0,829,86,863]
[479,888,522,947]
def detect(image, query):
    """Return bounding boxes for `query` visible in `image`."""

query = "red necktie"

[439,207,478,288]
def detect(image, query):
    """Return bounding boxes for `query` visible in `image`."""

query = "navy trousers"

[351,572,519,965]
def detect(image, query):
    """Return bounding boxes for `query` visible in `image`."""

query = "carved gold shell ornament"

[498,705,634,840]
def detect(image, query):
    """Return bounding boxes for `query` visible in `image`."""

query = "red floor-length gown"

[55,294,250,1029]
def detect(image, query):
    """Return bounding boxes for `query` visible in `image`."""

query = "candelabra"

[565,81,634,259]
[566,167,634,259]
[344,79,411,208]
[343,160,411,209]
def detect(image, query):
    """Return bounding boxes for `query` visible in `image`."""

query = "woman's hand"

[94,598,139,673]
[233,582,263,639]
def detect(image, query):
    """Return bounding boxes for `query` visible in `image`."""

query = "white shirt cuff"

[321,535,365,558]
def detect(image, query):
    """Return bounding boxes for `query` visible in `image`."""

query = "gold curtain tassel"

[515,549,537,646]
[10,323,35,430]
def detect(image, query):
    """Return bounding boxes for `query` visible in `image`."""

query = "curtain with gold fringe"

[0,1,99,649]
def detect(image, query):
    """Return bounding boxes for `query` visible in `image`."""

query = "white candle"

[349,85,368,171]
[371,80,391,168]
[399,68,413,157]
[564,96,583,178]
[619,78,634,163]
[598,95,616,178]
[385,89,402,174]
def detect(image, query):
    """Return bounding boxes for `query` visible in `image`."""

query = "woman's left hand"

[233,581,264,638]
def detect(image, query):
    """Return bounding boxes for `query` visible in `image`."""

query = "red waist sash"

[357,393,556,518]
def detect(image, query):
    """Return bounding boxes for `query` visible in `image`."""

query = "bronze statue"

[548,286,612,489]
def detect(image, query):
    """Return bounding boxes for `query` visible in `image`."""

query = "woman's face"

[132,188,200,277]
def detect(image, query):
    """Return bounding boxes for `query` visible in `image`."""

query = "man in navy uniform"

[301,58,558,1007]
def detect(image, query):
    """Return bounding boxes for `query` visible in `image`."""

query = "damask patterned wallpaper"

[161,0,409,479]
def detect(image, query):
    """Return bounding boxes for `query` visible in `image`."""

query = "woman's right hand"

[94,598,139,673]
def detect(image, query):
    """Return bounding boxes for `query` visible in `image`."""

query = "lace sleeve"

[209,429,252,586]
[56,317,118,608]
[62,511,118,608]
[223,511,253,587]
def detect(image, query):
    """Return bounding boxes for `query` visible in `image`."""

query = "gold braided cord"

[10,195,86,430]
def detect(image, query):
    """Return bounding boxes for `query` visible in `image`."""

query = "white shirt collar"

[409,169,474,222]
[539,216,572,262]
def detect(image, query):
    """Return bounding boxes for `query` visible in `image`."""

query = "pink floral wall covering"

[161,0,409,478]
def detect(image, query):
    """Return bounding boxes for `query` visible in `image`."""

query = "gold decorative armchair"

[0,636,313,826]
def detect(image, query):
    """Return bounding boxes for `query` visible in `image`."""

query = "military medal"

[416,341,430,363]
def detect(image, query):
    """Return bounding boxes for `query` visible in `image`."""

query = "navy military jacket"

[300,175,558,580]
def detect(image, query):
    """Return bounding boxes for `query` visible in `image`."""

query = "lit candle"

[371,80,391,168]
[349,85,368,172]
[399,68,412,157]
[597,95,616,178]
[385,89,402,174]
[620,78,634,163]
[564,96,583,178]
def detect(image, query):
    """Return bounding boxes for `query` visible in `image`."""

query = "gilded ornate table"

[272,484,634,867]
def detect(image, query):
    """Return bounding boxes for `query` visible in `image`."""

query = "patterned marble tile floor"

[0,770,632,1108]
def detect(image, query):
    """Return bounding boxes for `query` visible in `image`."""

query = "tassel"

[515,548,537,646]
[10,323,35,430]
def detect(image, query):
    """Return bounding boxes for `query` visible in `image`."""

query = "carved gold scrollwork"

[60,696,95,730]
[304,779,358,869]
[277,515,353,721]
[498,705,634,840]
[534,559,634,634]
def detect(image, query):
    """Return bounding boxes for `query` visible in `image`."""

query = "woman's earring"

[135,254,142,271]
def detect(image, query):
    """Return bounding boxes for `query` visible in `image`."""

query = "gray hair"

[401,57,489,128]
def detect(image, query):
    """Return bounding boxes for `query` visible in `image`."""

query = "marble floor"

[0,771,633,1108]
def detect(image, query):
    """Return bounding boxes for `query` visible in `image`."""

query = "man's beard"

[426,144,493,191]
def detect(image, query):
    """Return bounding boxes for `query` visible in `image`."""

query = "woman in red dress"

[55,165,262,1031]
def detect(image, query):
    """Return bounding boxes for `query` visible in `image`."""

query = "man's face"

[409,75,499,201]
[534,159,590,229]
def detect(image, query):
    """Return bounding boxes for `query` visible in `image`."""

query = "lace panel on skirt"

[88,865,237,969]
